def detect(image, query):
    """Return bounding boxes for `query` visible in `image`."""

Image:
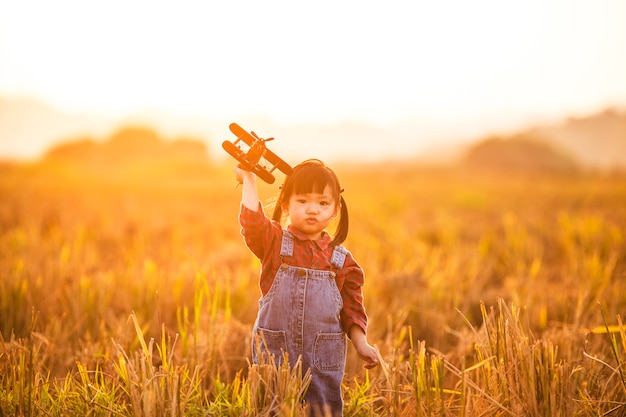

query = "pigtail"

[330,195,349,247]
[272,182,287,222]
[271,204,283,222]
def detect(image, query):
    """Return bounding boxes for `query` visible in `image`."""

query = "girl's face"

[282,184,339,240]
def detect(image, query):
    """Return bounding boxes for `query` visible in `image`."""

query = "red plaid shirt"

[239,203,368,335]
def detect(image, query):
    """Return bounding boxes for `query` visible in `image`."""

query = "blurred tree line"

[460,133,580,175]
[35,107,626,178]
[44,126,209,165]
[40,126,213,180]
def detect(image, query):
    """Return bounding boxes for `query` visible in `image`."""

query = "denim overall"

[252,230,348,416]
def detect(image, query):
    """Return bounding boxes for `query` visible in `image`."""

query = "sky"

[1,0,625,160]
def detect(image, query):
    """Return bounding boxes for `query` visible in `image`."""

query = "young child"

[234,159,378,416]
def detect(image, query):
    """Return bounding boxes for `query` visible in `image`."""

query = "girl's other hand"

[356,342,379,369]
[349,325,379,369]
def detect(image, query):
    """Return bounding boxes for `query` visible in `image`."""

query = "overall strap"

[280,230,294,257]
[330,245,348,270]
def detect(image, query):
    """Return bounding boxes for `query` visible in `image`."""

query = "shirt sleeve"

[238,202,279,260]
[339,251,368,336]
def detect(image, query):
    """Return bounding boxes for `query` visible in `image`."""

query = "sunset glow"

[3,3,626,414]
[1,0,625,159]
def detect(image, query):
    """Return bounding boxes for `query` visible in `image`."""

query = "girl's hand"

[355,342,379,369]
[349,325,379,369]
[234,164,254,184]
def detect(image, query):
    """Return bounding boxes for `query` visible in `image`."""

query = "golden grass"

[1,161,625,415]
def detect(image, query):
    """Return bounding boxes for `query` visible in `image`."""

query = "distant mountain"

[460,134,579,174]
[44,126,209,166]
[529,108,626,169]
[459,108,626,172]
[1,96,624,168]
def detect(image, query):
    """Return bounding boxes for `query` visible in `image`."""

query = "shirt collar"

[287,225,332,250]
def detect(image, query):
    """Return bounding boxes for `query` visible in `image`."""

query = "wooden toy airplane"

[222,122,293,184]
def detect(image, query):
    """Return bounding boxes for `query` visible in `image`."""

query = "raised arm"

[234,165,260,211]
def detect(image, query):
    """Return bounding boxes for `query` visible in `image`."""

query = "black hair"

[272,159,349,246]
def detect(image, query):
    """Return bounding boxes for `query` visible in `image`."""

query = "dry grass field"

[1,158,626,416]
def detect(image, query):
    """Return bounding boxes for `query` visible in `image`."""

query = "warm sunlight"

[3,3,626,415]
[1,1,625,160]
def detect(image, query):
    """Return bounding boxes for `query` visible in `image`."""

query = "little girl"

[234,159,378,416]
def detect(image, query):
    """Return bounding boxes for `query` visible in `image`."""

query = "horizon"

[2,96,624,165]
[1,1,625,162]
